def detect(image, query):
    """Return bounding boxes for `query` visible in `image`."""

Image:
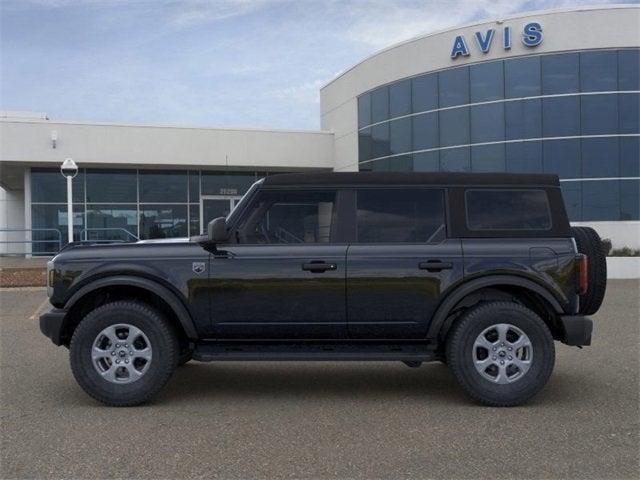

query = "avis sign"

[450,22,543,59]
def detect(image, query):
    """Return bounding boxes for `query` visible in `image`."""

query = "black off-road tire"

[70,301,179,407]
[446,301,555,407]
[571,226,607,315]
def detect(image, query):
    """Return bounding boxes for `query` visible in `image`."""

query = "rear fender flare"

[427,275,564,341]
[65,275,198,339]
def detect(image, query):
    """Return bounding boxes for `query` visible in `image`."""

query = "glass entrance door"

[200,195,242,234]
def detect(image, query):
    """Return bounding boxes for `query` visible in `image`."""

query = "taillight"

[577,254,588,295]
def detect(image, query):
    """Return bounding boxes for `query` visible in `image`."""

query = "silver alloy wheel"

[472,323,533,384]
[91,324,152,384]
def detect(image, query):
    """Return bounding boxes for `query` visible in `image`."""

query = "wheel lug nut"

[125,344,128,348]
[492,347,497,351]
[111,351,115,356]
[115,359,120,364]
[492,355,497,360]
[500,360,505,365]
[508,356,513,360]
[125,359,129,364]
[508,347,513,351]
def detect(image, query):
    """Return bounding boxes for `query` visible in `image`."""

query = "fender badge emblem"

[192,262,206,274]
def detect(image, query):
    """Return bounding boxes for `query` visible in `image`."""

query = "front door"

[200,195,242,234]
[346,188,464,338]
[208,188,348,339]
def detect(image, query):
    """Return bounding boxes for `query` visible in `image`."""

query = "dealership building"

[1,5,638,254]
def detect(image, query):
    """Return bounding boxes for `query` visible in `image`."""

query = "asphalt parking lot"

[1,281,638,479]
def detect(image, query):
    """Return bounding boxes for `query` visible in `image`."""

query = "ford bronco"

[40,172,606,406]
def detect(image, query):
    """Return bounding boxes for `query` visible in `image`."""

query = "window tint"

[86,205,137,241]
[505,99,541,140]
[439,67,469,107]
[505,57,540,98]
[581,51,617,92]
[86,169,136,203]
[439,108,469,147]
[371,123,390,158]
[412,74,438,112]
[542,96,580,137]
[356,189,445,243]
[542,53,579,94]
[358,128,373,162]
[470,103,504,143]
[506,142,543,173]
[389,117,411,155]
[618,49,640,90]
[389,79,411,117]
[471,144,505,172]
[466,190,551,230]
[581,94,618,135]
[358,93,371,128]
[412,112,438,151]
[140,171,188,203]
[371,87,389,123]
[239,190,336,244]
[470,61,504,102]
[413,151,439,172]
[31,169,85,203]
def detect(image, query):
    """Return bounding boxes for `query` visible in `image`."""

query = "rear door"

[346,187,463,339]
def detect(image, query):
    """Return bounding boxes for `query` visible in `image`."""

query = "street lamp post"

[60,158,78,244]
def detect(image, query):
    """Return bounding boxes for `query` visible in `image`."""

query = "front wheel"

[70,301,179,406]
[446,301,555,407]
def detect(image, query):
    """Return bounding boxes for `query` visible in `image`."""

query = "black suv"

[40,172,606,407]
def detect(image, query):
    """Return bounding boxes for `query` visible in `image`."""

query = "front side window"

[238,190,337,244]
[356,189,445,243]
[466,189,551,230]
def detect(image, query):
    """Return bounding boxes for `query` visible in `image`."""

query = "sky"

[1,0,635,130]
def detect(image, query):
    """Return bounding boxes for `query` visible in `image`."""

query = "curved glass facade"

[357,49,640,221]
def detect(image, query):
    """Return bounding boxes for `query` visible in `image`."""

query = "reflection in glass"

[412,112,438,151]
[86,169,136,203]
[86,205,137,241]
[31,204,85,251]
[583,180,619,221]
[31,169,85,203]
[439,67,469,107]
[543,139,580,179]
[470,61,504,102]
[470,103,504,143]
[618,49,640,90]
[359,128,373,162]
[139,205,188,239]
[619,93,640,134]
[412,74,438,113]
[140,171,188,203]
[542,53,579,94]
[371,87,389,123]
[506,142,543,173]
[561,182,582,221]
[471,144,505,172]
[390,79,411,117]
[439,108,469,147]
[581,95,619,135]
[201,172,256,196]
[580,51,617,92]
[371,123,390,158]
[505,99,541,140]
[440,148,470,172]
[543,96,580,137]
[620,179,640,221]
[505,56,540,98]
[413,151,439,172]
[358,93,371,128]
[581,138,619,178]
[390,117,411,155]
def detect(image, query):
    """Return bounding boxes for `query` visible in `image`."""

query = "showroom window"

[542,53,579,95]
[412,74,438,113]
[389,79,411,118]
[470,61,504,102]
[439,67,469,108]
[505,56,541,98]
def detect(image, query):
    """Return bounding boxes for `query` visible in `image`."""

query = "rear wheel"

[446,301,555,407]
[70,301,178,406]
[571,226,607,315]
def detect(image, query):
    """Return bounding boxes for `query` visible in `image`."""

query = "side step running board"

[192,342,437,362]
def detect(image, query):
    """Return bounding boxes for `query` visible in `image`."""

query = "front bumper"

[559,315,593,346]
[39,308,68,346]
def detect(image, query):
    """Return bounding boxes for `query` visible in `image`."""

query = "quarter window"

[466,190,551,230]
[356,189,445,243]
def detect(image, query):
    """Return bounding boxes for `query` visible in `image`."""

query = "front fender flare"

[426,275,565,341]
[65,275,198,339]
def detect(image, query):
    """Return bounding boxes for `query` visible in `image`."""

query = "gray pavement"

[1,281,639,479]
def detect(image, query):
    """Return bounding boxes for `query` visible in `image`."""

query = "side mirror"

[207,217,229,243]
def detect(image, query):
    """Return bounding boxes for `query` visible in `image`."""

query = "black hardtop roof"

[263,172,560,187]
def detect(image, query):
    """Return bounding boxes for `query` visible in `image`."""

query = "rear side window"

[356,188,445,243]
[466,189,551,230]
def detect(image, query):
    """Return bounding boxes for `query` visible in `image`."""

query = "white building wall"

[0,120,335,171]
[0,186,25,255]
